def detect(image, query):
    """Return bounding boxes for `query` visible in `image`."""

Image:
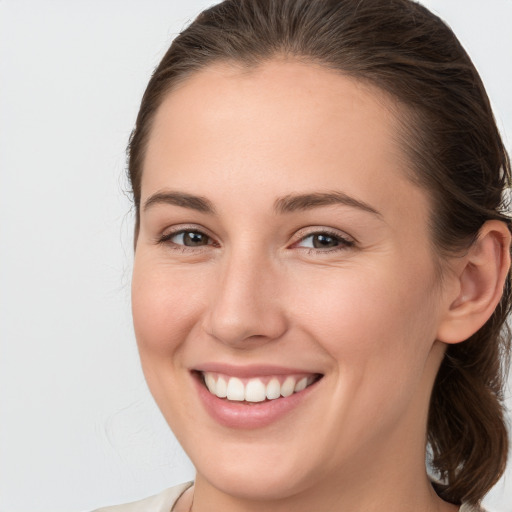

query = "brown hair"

[128,0,511,505]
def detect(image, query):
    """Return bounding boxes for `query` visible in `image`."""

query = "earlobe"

[436,220,511,344]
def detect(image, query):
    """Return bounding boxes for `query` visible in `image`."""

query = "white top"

[92,482,485,512]
[92,482,193,512]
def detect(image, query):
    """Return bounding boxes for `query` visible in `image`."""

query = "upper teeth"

[203,373,315,402]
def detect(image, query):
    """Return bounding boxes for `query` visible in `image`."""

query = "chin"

[196,459,316,502]
[173,425,319,501]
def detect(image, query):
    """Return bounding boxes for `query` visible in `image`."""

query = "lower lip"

[193,373,320,429]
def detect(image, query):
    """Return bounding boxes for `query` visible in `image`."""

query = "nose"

[202,251,288,348]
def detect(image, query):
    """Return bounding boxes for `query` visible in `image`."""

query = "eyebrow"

[143,191,216,214]
[143,189,381,217]
[273,191,381,216]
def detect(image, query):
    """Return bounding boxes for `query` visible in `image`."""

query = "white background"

[0,1,511,511]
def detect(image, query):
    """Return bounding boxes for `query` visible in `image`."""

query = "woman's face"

[132,60,453,500]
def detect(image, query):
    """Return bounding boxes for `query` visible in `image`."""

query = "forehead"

[142,59,427,224]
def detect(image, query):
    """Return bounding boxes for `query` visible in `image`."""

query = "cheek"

[290,261,440,386]
[289,264,441,448]
[131,254,208,424]
[131,252,205,359]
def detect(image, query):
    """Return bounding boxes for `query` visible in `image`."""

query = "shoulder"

[92,482,193,512]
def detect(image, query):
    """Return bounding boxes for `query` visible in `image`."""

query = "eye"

[294,230,354,250]
[164,230,212,247]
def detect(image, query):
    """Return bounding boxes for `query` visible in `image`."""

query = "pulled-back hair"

[128,0,512,505]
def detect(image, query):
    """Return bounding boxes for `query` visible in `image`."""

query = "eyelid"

[157,224,219,247]
[155,224,355,252]
[291,226,356,246]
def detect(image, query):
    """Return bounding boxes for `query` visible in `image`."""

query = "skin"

[131,59,482,512]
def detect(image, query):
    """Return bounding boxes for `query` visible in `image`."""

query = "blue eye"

[168,230,211,247]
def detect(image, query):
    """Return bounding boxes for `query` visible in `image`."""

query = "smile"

[192,366,323,428]
[201,372,318,403]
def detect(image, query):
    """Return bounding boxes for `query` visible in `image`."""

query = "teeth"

[203,373,316,403]
[245,379,267,402]
[205,373,216,393]
[280,376,295,397]
[226,377,245,401]
[266,378,281,400]
[294,377,308,392]
[216,376,227,398]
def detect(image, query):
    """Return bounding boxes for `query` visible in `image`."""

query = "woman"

[97,0,512,510]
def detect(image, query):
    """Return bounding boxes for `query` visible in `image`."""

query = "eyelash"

[157,227,355,254]
[157,227,217,253]
[293,229,355,254]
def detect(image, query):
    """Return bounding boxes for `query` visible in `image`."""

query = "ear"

[436,220,511,344]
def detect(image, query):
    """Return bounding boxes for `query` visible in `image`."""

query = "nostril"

[202,314,287,347]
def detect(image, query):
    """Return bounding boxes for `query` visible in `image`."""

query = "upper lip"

[192,363,321,378]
